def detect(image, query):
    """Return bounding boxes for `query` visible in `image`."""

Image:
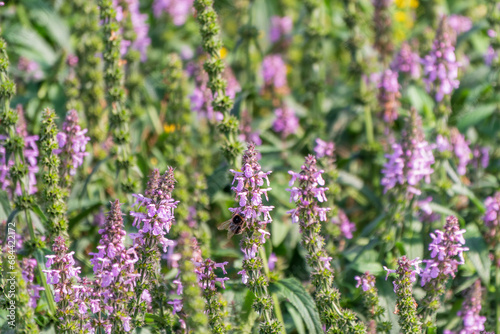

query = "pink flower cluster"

[21,258,45,308]
[420,216,469,286]
[270,16,293,43]
[54,110,90,177]
[392,42,420,79]
[262,54,287,89]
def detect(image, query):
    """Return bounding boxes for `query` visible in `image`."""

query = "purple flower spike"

[422,17,460,102]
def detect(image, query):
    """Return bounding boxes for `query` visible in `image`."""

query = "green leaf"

[270,277,322,334]
[31,204,49,225]
[337,170,382,209]
[285,302,306,334]
[464,224,491,285]
[457,104,496,130]
[450,184,485,213]
[427,202,464,224]
[68,201,104,233]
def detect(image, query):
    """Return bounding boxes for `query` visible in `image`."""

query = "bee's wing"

[227,229,236,239]
[217,219,231,231]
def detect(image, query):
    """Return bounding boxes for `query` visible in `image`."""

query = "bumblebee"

[218,212,246,239]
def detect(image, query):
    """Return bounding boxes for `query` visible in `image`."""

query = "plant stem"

[364,104,374,145]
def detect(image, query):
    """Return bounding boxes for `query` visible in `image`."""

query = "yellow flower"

[410,0,419,8]
[150,157,158,166]
[219,47,228,59]
[395,10,409,23]
[164,123,176,133]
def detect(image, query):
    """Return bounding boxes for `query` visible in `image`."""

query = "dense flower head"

[314,138,335,158]
[436,129,472,175]
[422,16,460,102]
[384,256,422,290]
[287,154,330,226]
[331,209,356,239]
[355,272,376,292]
[195,258,229,291]
[421,216,469,287]
[483,192,500,247]
[130,168,178,253]
[89,200,139,333]
[270,16,293,43]
[54,109,90,177]
[153,0,194,25]
[261,54,287,89]
[273,106,299,139]
[392,42,421,79]
[381,109,434,196]
[376,69,401,122]
[229,142,273,224]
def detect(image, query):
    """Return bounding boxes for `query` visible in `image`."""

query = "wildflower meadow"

[2,0,500,333]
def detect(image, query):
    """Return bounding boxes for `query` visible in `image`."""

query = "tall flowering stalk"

[420,216,469,327]
[229,142,282,333]
[392,42,420,80]
[287,155,365,332]
[90,200,139,333]
[456,280,486,334]
[355,273,391,333]
[129,168,178,321]
[195,256,229,333]
[100,0,136,193]
[193,0,243,164]
[422,16,460,119]
[384,256,422,333]
[43,236,83,332]
[381,108,434,198]
[54,109,90,195]
[38,108,68,239]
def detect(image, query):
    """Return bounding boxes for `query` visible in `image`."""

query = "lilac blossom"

[229,142,282,330]
[153,0,194,26]
[287,155,330,226]
[376,69,400,122]
[448,15,473,36]
[0,130,39,196]
[392,42,421,79]
[18,57,43,81]
[355,273,375,292]
[43,236,84,329]
[261,54,287,89]
[273,106,299,139]
[331,209,356,239]
[54,110,90,178]
[89,200,139,333]
[422,17,460,102]
[483,192,500,247]
[450,129,472,175]
[472,146,490,169]
[190,60,240,121]
[268,253,278,271]
[270,16,293,43]
[456,280,486,334]
[421,216,468,287]
[124,0,151,61]
[21,258,45,308]
[314,138,335,158]
[381,109,434,196]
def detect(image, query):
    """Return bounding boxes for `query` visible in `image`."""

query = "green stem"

[364,104,374,145]
[25,210,57,317]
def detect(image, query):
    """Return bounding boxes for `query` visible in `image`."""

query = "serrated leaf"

[285,302,306,334]
[270,277,322,334]
[464,224,491,285]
